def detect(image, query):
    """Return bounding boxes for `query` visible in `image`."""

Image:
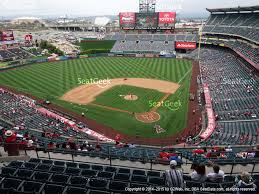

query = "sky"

[0,0,258,18]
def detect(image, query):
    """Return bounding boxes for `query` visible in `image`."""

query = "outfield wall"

[0,53,177,72]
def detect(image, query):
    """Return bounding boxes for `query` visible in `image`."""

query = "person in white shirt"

[225,145,233,152]
[191,163,207,182]
[207,164,225,182]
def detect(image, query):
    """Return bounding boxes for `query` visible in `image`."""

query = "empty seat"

[114,173,130,181]
[65,167,81,175]
[133,170,146,176]
[118,168,130,174]
[91,165,103,171]
[89,190,110,194]
[65,186,88,194]
[149,177,165,185]
[66,162,78,168]
[23,162,37,169]
[79,163,90,169]
[36,164,52,171]
[31,171,52,182]
[50,174,69,184]
[131,175,147,183]
[97,171,113,179]
[105,166,117,173]
[69,176,88,186]
[15,169,33,179]
[1,167,17,176]
[28,158,41,163]
[54,161,65,166]
[42,159,53,165]
[8,161,24,168]
[18,181,44,194]
[0,178,22,193]
[50,166,65,173]
[43,184,65,194]
[109,180,129,192]
[88,178,108,189]
[185,181,203,188]
[81,169,97,177]
[147,171,160,177]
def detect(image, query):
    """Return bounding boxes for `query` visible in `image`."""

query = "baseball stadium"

[0,0,258,194]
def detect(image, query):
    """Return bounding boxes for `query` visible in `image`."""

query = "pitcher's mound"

[135,112,160,123]
[124,95,138,101]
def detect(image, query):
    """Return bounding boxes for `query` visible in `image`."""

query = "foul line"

[178,66,193,84]
[150,93,171,112]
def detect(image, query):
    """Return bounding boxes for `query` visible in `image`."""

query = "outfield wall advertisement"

[119,12,136,29]
[175,42,197,49]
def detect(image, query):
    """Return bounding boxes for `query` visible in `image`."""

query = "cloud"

[0,0,258,17]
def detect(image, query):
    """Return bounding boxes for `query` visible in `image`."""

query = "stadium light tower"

[197,22,204,61]
[139,0,156,13]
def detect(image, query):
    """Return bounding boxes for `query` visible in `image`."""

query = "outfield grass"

[0,63,7,68]
[0,57,192,138]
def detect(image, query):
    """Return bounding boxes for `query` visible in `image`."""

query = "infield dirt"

[61,78,180,105]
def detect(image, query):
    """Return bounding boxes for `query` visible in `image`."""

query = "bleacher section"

[0,48,33,61]
[202,38,259,67]
[0,158,258,194]
[203,11,259,43]
[107,34,197,53]
[198,48,259,146]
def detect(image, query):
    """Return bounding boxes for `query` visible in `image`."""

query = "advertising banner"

[175,42,197,49]
[159,12,176,29]
[119,12,136,29]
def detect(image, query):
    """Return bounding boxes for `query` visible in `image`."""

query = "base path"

[89,103,132,114]
[61,78,180,105]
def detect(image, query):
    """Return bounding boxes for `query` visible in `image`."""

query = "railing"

[1,143,258,175]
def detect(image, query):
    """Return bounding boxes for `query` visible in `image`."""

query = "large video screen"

[135,13,158,29]
[1,30,14,41]
[119,12,136,29]
[158,12,176,29]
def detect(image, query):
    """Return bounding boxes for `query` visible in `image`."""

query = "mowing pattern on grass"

[0,57,192,138]
[93,85,165,113]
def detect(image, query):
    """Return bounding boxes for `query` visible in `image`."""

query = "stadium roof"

[206,5,259,13]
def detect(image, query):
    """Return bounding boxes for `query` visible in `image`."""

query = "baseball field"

[0,57,192,138]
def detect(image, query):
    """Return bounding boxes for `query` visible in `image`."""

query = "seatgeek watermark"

[149,99,182,111]
[78,77,111,88]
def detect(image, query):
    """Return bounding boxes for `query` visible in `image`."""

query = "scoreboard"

[135,13,158,29]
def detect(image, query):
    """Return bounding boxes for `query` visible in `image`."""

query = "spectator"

[27,140,34,148]
[165,160,184,188]
[124,143,129,148]
[169,155,183,166]
[236,172,257,194]
[225,145,233,152]
[207,164,225,182]
[61,142,67,149]
[191,163,207,182]
[129,143,136,148]
[95,144,102,151]
[47,142,55,149]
